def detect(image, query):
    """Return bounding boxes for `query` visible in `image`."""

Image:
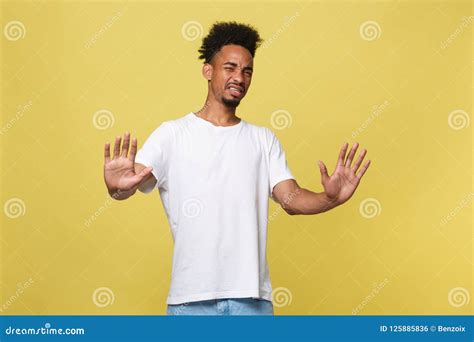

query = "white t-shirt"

[135,112,295,305]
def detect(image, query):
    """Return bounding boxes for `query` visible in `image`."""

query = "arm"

[272,142,371,215]
[272,179,338,215]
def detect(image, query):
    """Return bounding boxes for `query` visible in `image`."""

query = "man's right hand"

[104,132,153,198]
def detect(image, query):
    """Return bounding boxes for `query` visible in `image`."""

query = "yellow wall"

[1,0,472,315]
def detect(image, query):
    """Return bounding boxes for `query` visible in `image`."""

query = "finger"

[337,142,349,167]
[352,148,367,173]
[356,160,371,179]
[318,160,330,183]
[121,131,130,158]
[344,142,359,168]
[128,137,137,162]
[113,136,121,159]
[104,142,111,163]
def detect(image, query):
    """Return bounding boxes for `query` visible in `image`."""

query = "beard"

[222,94,241,108]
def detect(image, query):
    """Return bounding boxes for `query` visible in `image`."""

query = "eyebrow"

[223,62,253,71]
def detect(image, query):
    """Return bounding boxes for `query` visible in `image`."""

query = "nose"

[231,67,245,84]
[232,71,243,84]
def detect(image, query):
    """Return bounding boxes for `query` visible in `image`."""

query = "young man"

[103,21,371,315]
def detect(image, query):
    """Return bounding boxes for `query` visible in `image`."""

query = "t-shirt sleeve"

[135,121,172,193]
[267,129,295,201]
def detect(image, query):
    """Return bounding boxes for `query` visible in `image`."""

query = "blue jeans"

[166,297,274,315]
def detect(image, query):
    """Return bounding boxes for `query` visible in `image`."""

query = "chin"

[222,96,242,108]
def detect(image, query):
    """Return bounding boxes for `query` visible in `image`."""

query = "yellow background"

[1,0,472,315]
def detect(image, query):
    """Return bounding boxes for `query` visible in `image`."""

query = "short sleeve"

[267,129,295,201]
[135,121,173,192]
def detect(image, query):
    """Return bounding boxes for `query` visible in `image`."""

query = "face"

[203,44,254,108]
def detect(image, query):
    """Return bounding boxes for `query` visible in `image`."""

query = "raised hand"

[103,132,153,195]
[317,142,371,206]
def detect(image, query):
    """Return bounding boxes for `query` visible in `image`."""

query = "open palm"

[104,132,153,192]
[318,142,371,206]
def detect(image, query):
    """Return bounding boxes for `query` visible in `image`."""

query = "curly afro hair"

[198,21,263,64]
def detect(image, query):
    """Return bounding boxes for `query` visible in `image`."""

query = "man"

[103,21,370,315]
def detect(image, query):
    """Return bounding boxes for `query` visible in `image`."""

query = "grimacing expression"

[205,44,254,108]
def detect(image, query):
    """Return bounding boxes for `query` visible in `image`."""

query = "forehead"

[214,44,253,66]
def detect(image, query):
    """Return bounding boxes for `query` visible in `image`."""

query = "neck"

[195,95,240,126]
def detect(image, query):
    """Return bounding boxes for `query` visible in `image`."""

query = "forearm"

[107,187,137,201]
[285,188,339,215]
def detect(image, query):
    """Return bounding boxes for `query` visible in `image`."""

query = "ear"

[202,63,212,81]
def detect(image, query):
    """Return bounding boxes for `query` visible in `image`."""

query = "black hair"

[198,21,263,64]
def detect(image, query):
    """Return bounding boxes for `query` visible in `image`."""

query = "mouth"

[227,85,244,97]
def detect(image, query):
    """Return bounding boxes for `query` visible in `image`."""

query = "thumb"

[139,166,153,178]
[318,160,329,183]
[133,166,153,184]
